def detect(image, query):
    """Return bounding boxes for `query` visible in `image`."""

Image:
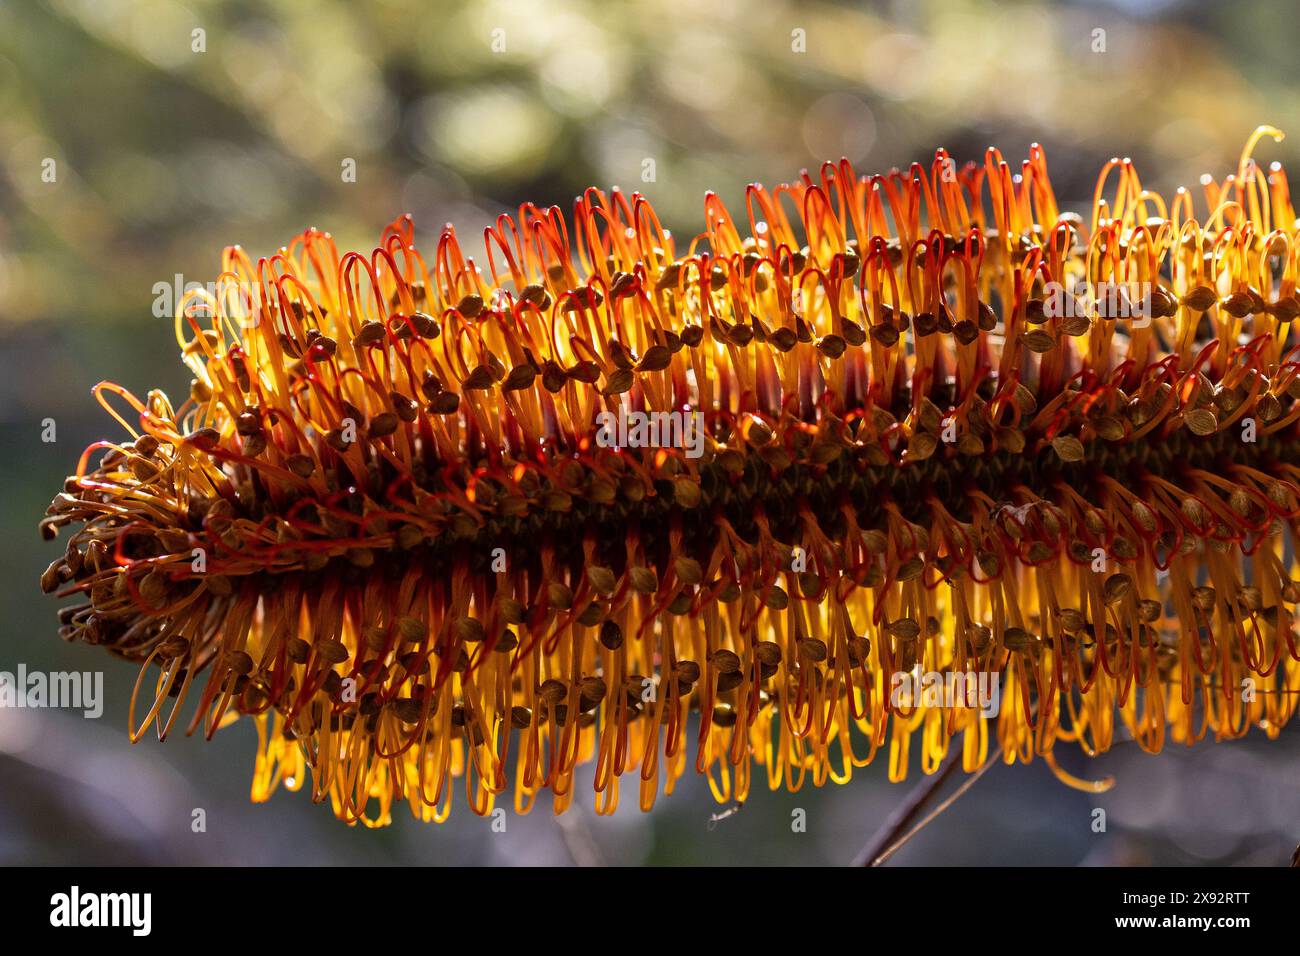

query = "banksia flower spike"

[41,126,1300,826]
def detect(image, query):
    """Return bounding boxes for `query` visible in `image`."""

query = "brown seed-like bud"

[572,602,603,629]
[676,660,701,683]
[1181,497,1209,527]
[996,426,1026,454]
[453,617,486,643]
[1002,626,1036,651]
[397,617,427,642]
[462,366,494,390]
[317,639,350,665]
[1058,608,1086,633]
[798,638,828,662]
[1137,599,1163,623]
[503,364,538,391]
[1103,573,1133,604]
[352,320,386,349]
[711,648,742,673]
[909,432,939,461]
[672,476,702,508]
[456,293,484,318]
[1181,285,1217,311]
[546,581,574,610]
[673,556,703,585]
[368,412,400,438]
[599,619,624,650]
[1051,435,1085,461]
[887,617,921,641]
[1183,408,1218,436]
[1022,329,1056,353]
[764,586,789,610]
[578,676,607,707]
[1092,416,1125,441]
[538,679,567,704]
[586,565,618,595]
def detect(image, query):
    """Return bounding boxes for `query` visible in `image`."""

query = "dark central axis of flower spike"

[42,128,1300,825]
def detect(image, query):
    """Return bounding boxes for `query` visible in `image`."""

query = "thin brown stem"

[852,749,962,866]
[857,752,999,866]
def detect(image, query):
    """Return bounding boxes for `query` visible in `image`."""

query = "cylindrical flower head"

[41,127,1300,825]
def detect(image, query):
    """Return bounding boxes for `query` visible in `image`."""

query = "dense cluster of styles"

[42,128,1300,825]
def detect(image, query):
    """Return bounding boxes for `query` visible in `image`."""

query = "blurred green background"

[3,0,1299,865]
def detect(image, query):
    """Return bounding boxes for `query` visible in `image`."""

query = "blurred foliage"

[2,0,1299,865]
[3,0,1298,347]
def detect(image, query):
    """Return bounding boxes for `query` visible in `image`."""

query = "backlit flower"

[42,127,1300,824]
